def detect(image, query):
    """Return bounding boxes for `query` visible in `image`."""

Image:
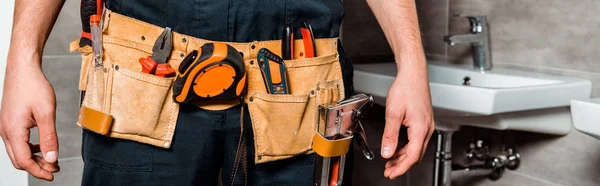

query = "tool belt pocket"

[109,65,174,136]
[77,35,178,148]
[246,52,345,163]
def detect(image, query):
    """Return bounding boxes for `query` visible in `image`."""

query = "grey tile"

[408,125,600,186]
[30,56,82,159]
[509,130,600,186]
[342,0,448,63]
[452,171,563,186]
[447,0,600,72]
[416,0,449,56]
[406,124,600,186]
[44,0,82,56]
[29,157,83,186]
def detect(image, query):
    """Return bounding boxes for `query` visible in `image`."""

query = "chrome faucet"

[444,15,492,71]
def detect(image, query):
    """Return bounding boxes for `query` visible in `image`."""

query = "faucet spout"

[444,34,484,46]
[444,15,492,71]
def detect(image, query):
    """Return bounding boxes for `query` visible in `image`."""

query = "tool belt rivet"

[114,65,119,70]
[182,38,187,43]
[251,44,256,49]
[249,97,254,102]
[141,36,146,41]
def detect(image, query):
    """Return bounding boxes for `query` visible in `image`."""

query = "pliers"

[282,22,317,60]
[139,27,176,77]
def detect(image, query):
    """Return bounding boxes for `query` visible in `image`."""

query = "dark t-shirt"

[105,0,345,42]
[105,0,354,96]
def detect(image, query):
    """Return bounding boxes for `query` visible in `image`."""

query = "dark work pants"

[82,104,319,186]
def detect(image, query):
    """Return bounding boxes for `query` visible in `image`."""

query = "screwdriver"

[79,0,103,47]
[90,15,103,67]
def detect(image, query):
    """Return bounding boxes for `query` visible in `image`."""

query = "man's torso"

[105,0,345,42]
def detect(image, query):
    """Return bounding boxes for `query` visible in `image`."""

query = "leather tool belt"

[70,10,346,164]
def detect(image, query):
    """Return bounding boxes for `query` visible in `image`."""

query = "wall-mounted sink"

[354,62,592,135]
[571,98,600,140]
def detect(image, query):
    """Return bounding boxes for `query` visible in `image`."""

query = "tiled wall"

[343,0,600,186]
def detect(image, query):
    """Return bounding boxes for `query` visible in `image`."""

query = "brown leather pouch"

[71,11,345,162]
[246,54,345,163]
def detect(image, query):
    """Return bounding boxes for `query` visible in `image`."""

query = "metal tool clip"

[314,94,375,186]
[90,15,103,68]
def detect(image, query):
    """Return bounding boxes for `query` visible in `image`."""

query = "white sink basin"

[571,98,600,140]
[354,62,592,134]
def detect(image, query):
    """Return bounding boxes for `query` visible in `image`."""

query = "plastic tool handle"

[79,0,96,47]
[155,64,176,77]
[300,22,316,58]
[329,159,340,186]
[282,25,294,60]
[139,57,158,74]
[79,0,103,47]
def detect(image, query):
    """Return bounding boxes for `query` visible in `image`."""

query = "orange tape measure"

[173,42,247,103]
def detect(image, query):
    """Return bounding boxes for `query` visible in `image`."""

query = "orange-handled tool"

[281,22,317,60]
[139,27,176,77]
[300,22,316,58]
[79,0,103,47]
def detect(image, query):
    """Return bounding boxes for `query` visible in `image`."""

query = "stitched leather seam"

[104,38,152,54]
[114,68,173,86]
[165,99,177,141]
[252,93,309,103]
[259,149,313,157]
[112,13,161,31]
[247,103,262,158]
[85,156,153,172]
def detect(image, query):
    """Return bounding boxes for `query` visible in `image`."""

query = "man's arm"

[0,0,65,181]
[365,0,435,179]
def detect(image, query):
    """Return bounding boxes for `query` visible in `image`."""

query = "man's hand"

[1,0,65,180]
[365,0,434,179]
[0,62,60,181]
[381,72,434,179]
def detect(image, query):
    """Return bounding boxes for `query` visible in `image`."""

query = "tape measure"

[173,42,247,103]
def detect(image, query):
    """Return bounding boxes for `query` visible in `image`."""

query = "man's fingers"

[385,147,408,169]
[4,141,20,169]
[11,140,53,181]
[382,106,404,159]
[34,106,58,163]
[29,143,41,154]
[385,125,429,179]
[33,155,60,173]
[419,123,435,161]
